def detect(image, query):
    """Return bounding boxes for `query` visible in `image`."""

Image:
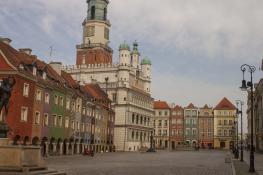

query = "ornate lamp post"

[240,64,256,173]
[236,100,244,162]
[234,118,239,159]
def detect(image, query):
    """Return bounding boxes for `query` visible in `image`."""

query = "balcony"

[76,43,113,52]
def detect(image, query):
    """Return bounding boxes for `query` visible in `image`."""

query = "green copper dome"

[119,41,130,51]
[141,57,151,65]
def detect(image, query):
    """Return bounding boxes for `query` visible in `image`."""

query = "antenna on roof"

[49,46,53,60]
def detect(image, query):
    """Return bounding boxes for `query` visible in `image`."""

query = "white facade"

[63,0,154,152]
[153,109,170,149]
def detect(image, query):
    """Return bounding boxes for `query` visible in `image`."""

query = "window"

[77,122,80,130]
[224,120,228,125]
[132,114,135,123]
[164,120,168,127]
[159,111,162,116]
[91,6,95,20]
[36,90,42,101]
[218,120,222,125]
[44,114,49,126]
[81,123,85,132]
[178,129,183,135]
[163,130,167,136]
[33,67,37,76]
[218,129,222,136]
[165,111,168,116]
[112,93,117,102]
[60,96,63,107]
[0,109,3,121]
[158,120,162,126]
[229,130,233,136]
[65,118,69,128]
[58,116,62,127]
[23,83,29,97]
[229,120,233,125]
[71,120,75,130]
[171,119,176,124]
[42,72,46,80]
[54,95,58,105]
[82,108,86,115]
[66,99,70,109]
[153,120,155,127]
[21,107,28,122]
[158,130,162,136]
[104,27,109,40]
[35,111,40,125]
[224,130,228,136]
[45,93,50,104]
[53,115,57,126]
[186,128,190,136]
[192,128,197,135]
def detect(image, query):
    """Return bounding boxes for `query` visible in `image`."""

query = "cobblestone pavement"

[45,150,232,175]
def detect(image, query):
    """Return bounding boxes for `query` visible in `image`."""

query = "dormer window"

[42,72,46,80]
[33,67,37,76]
[19,64,24,70]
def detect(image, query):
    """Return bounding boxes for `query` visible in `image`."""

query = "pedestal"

[0,138,45,168]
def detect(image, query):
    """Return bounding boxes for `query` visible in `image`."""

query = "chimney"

[49,62,62,75]
[19,48,32,55]
[0,38,12,45]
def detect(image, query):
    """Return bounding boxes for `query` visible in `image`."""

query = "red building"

[0,39,36,144]
[198,105,214,149]
[170,105,184,149]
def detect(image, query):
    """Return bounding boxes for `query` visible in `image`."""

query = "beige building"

[153,101,170,149]
[63,0,154,151]
[213,97,236,149]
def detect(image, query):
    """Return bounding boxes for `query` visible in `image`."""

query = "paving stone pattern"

[46,150,232,175]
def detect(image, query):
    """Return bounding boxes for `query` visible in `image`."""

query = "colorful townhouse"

[0,38,115,156]
[153,100,170,149]
[184,103,199,147]
[213,97,236,149]
[170,105,184,149]
[198,105,214,148]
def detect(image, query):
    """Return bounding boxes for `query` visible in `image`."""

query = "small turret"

[131,41,140,68]
[119,41,131,66]
[141,57,152,93]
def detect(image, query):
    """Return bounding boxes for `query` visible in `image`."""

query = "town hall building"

[63,0,154,151]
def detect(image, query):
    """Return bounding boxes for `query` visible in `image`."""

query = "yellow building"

[213,97,236,149]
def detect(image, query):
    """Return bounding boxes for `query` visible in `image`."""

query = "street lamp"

[240,64,256,173]
[234,119,239,159]
[236,100,244,162]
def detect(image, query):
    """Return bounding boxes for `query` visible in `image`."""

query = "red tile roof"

[84,84,110,102]
[214,97,236,110]
[185,103,196,109]
[173,105,183,110]
[201,104,212,109]
[154,100,170,109]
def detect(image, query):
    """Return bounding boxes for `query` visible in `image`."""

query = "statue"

[0,77,15,138]
[0,77,16,119]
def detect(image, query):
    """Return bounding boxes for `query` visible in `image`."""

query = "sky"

[1,0,263,131]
